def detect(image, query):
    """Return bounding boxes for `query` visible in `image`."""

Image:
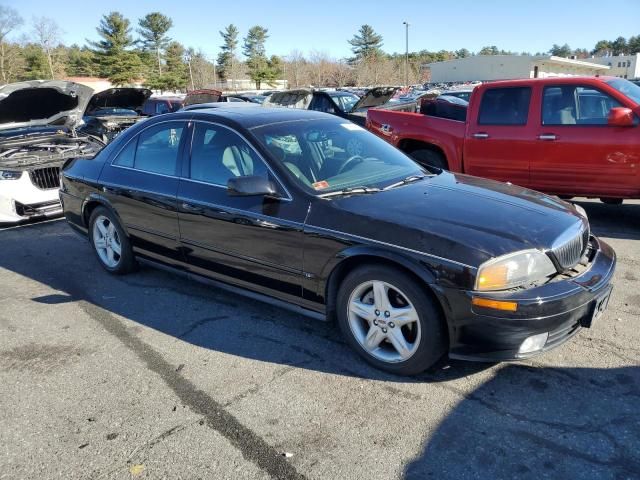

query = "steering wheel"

[337,155,364,175]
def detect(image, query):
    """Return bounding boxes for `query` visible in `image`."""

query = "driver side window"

[189,123,269,186]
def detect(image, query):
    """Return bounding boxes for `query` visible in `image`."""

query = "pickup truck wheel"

[337,265,447,376]
[409,149,447,170]
[601,198,623,205]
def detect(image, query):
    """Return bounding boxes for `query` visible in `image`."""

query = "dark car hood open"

[85,88,152,115]
[0,80,94,130]
[350,86,399,112]
[316,172,587,268]
[183,89,223,107]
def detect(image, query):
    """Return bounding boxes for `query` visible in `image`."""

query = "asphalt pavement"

[1,199,639,480]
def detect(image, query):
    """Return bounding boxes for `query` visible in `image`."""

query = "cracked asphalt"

[1,199,639,480]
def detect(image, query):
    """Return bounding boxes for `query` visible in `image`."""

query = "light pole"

[403,21,410,86]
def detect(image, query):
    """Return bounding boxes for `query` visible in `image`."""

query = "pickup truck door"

[532,84,639,197]
[463,86,535,188]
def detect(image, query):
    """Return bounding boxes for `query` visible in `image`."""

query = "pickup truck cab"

[367,77,640,203]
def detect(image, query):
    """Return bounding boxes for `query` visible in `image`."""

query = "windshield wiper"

[383,174,427,191]
[318,185,382,198]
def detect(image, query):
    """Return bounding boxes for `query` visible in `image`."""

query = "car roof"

[188,106,334,129]
[481,76,616,88]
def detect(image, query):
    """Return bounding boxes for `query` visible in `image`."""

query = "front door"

[177,121,308,304]
[532,84,639,197]
[463,86,535,188]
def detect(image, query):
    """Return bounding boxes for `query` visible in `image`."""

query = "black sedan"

[60,108,616,375]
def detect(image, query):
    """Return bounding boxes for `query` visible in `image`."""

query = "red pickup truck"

[367,76,640,204]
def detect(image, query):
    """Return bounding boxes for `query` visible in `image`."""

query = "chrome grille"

[551,222,589,270]
[29,167,60,190]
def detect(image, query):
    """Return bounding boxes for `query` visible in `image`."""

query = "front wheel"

[89,207,136,274]
[336,265,447,376]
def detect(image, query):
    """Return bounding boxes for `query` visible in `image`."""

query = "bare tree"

[331,60,353,87]
[0,6,23,84]
[32,16,62,79]
[286,49,306,88]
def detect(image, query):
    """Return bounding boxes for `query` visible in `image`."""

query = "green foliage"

[217,24,239,80]
[243,26,272,88]
[549,43,572,57]
[65,44,97,76]
[20,43,48,79]
[348,24,383,59]
[137,12,173,74]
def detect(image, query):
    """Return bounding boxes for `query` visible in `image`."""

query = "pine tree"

[89,11,143,85]
[217,24,239,81]
[348,25,383,60]
[243,26,273,89]
[137,12,172,75]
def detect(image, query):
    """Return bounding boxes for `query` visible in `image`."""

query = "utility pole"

[403,21,410,86]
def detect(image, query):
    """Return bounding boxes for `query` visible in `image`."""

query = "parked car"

[368,76,640,204]
[264,87,398,125]
[141,96,184,116]
[182,89,255,108]
[182,102,260,111]
[0,80,104,225]
[82,87,152,141]
[60,107,615,375]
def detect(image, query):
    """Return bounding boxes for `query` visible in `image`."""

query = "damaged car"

[0,80,104,225]
[264,87,398,125]
[82,87,152,142]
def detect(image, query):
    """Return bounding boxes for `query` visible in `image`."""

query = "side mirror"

[607,107,635,127]
[227,175,280,197]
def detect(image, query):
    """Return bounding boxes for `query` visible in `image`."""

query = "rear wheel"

[408,149,447,170]
[89,207,136,274]
[336,265,447,376]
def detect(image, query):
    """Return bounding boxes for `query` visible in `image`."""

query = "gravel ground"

[1,199,638,480]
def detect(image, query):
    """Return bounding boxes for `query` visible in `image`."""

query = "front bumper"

[438,237,616,362]
[0,174,61,224]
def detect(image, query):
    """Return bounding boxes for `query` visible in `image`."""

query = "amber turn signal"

[472,297,518,312]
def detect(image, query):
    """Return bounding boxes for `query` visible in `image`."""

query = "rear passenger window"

[113,138,136,167]
[478,87,531,125]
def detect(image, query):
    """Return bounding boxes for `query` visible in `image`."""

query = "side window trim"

[109,119,189,179]
[182,119,293,201]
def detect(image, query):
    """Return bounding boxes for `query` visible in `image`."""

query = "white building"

[424,55,610,83]
[588,53,640,79]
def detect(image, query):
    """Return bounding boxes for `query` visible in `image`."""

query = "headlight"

[0,170,22,180]
[476,249,557,291]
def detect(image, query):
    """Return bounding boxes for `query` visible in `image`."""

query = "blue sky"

[4,0,640,61]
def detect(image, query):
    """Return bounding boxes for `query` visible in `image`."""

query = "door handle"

[538,134,557,141]
[472,132,489,139]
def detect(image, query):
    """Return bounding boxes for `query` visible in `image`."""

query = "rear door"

[532,84,639,197]
[463,86,536,187]
[98,120,188,265]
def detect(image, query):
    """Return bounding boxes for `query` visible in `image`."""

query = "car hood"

[0,80,94,130]
[350,86,399,112]
[85,88,152,115]
[264,89,313,109]
[313,172,587,268]
[183,89,223,106]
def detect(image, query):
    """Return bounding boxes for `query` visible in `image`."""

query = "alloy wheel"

[92,215,122,268]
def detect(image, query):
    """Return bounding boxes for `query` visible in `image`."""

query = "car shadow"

[0,219,492,383]
[403,363,640,479]
[574,199,640,241]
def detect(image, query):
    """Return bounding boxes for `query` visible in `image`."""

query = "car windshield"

[328,93,359,112]
[251,118,425,194]
[93,108,138,117]
[606,78,640,105]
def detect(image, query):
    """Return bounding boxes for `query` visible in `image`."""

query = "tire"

[600,197,623,205]
[408,149,448,170]
[336,265,447,376]
[88,206,136,274]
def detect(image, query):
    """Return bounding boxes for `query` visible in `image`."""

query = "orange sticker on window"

[312,180,330,190]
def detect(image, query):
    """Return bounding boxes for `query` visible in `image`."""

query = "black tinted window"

[189,123,268,186]
[542,86,621,125]
[113,138,136,167]
[133,122,185,175]
[478,87,531,125]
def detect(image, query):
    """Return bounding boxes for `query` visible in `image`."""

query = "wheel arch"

[396,138,449,168]
[323,247,449,339]
[81,194,128,236]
